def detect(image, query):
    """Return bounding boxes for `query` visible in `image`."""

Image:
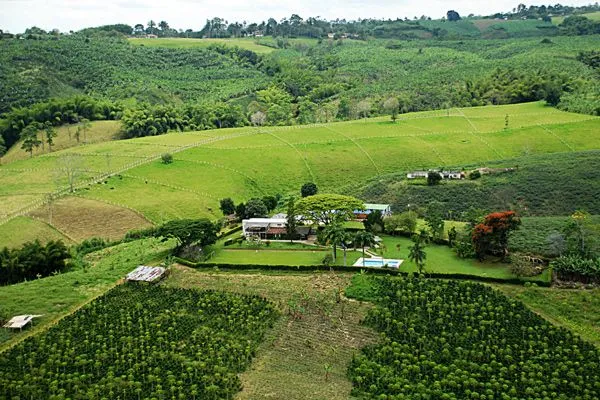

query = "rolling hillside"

[1,101,598,244]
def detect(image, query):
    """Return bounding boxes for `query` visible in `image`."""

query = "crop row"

[0,284,278,400]
[348,277,600,399]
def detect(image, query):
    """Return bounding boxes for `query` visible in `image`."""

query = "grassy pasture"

[0,216,72,248]
[129,37,277,54]
[0,102,598,238]
[1,121,121,164]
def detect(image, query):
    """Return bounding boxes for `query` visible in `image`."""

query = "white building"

[354,204,392,220]
[242,217,288,239]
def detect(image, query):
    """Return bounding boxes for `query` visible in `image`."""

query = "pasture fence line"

[119,173,220,200]
[0,130,257,227]
[537,124,576,152]
[323,125,382,175]
[173,158,264,193]
[264,130,317,183]
[25,214,79,243]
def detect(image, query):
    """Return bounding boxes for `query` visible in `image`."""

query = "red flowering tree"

[472,211,521,261]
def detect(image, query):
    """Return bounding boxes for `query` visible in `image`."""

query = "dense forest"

[0,4,599,154]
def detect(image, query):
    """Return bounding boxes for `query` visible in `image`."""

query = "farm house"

[242,216,312,240]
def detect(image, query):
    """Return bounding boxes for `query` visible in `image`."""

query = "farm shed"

[126,266,167,283]
[3,315,42,330]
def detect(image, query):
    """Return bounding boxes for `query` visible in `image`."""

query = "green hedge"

[173,257,551,286]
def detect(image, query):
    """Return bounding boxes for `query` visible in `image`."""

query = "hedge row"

[173,257,551,286]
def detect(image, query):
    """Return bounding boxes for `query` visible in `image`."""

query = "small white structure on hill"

[126,266,167,283]
[407,170,464,180]
[407,171,429,179]
[354,204,392,220]
[3,315,42,330]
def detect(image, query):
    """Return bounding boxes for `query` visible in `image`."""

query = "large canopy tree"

[472,211,521,260]
[295,194,364,225]
[155,218,219,251]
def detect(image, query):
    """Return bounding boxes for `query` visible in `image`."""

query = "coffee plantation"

[0,283,278,399]
[348,277,600,399]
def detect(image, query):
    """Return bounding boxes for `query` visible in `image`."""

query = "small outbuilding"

[3,315,42,330]
[126,266,167,283]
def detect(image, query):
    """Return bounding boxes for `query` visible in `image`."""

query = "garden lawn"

[207,248,361,266]
[378,235,550,283]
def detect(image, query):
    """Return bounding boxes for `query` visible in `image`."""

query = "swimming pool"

[353,258,403,268]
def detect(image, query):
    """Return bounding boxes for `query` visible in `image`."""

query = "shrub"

[161,153,173,164]
[551,254,600,283]
[469,170,481,180]
[427,171,442,186]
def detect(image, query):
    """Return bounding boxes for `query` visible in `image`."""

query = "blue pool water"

[353,258,402,268]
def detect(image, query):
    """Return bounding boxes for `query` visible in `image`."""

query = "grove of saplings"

[0,284,278,399]
[348,277,600,399]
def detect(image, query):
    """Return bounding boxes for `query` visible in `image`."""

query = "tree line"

[0,240,70,285]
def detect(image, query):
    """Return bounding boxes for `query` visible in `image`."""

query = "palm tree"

[322,221,347,262]
[354,230,376,266]
[408,234,427,274]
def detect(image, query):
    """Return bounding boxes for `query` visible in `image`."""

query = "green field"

[376,235,550,283]
[553,11,600,24]
[1,102,598,241]
[494,284,600,346]
[0,216,72,248]
[2,120,121,164]
[129,37,278,54]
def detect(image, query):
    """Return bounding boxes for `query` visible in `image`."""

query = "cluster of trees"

[0,96,120,150]
[548,211,600,283]
[488,3,600,21]
[219,195,280,220]
[349,277,600,398]
[120,102,246,138]
[0,284,278,399]
[0,240,70,285]
[558,15,600,35]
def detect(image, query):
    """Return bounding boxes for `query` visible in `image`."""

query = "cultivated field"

[128,37,299,54]
[0,102,598,241]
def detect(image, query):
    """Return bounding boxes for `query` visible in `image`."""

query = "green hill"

[357,149,600,218]
[1,102,598,241]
